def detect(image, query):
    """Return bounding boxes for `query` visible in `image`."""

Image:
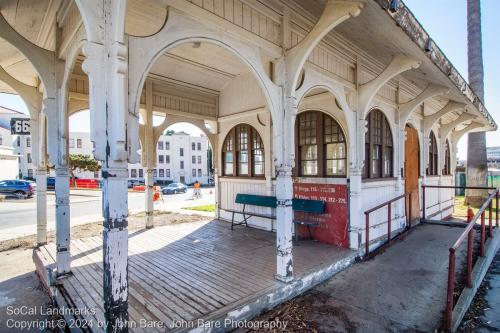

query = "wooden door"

[405,126,420,221]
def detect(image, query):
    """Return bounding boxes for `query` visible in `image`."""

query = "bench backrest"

[235,193,277,208]
[292,198,325,214]
[234,194,325,213]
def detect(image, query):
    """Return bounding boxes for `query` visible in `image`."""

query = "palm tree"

[465,0,488,207]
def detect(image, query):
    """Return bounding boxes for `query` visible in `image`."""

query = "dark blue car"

[0,180,36,199]
[47,177,56,189]
[162,183,187,194]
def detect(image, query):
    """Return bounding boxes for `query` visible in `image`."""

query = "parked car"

[0,180,36,199]
[161,182,187,194]
[127,180,144,188]
[47,177,56,189]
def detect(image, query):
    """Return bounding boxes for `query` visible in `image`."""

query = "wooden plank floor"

[38,220,354,332]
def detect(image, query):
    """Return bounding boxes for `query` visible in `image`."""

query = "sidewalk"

[254,224,468,332]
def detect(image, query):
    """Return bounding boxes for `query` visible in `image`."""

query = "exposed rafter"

[399,84,449,125]
[285,0,363,93]
[440,112,476,139]
[423,101,465,135]
[451,122,484,144]
[358,54,421,117]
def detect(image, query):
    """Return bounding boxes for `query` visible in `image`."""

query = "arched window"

[443,139,451,175]
[427,131,438,176]
[295,111,347,177]
[363,109,393,179]
[222,124,264,177]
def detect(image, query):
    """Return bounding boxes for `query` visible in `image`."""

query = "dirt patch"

[0,211,207,252]
[249,290,357,333]
[458,251,500,332]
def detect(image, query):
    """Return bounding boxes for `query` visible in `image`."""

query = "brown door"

[405,126,420,222]
[180,176,185,184]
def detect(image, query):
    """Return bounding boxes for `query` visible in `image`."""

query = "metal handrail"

[445,188,499,332]
[363,192,412,256]
[421,185,497,220]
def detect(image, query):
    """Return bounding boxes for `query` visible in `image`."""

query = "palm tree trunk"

[465,0,488,207]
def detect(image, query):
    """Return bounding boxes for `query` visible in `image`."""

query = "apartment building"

[128,131,210,185]
[0,107,19,180]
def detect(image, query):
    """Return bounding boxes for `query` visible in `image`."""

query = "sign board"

[10,118,30,135]
[293,182,349,248]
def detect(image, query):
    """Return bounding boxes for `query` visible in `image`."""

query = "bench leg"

[307,225,313,240]
[295,223,298,244]
[231,211,235,231]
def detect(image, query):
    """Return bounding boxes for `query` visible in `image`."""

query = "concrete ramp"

[257,224,469,332]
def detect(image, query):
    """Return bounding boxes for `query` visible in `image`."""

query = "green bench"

[227,194,325,240]
[292,198,325,242]
[227,194,277,230]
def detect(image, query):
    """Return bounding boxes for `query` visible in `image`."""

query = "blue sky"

[0,0,498,159]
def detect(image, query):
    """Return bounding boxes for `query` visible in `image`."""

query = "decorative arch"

[294,110,348,178]
[295,67,356,169]
[128,9,281,128]
[221,123,265,178]
[0,13,56,98]
[139,115,217,168]
[363,108,394,179]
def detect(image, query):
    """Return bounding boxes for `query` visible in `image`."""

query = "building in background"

[11,115,210,184]
[129,131,210,185]
[0,106,20,179]
[487,146,500,162]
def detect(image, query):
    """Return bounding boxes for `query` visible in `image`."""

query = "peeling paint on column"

[55,167,71,276]
[275,166,294,282]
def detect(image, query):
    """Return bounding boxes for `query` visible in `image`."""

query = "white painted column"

[145,167,154,228]
[213,168,220,219]
[36,167,47,246]
[44,92,71,276]
[55,166,71,275]
[80,0,131,322]
[144,81,155,229]
[101,161,129,329]
[349,169,364,248]
[275,165,294,282]
[275,96,295,282]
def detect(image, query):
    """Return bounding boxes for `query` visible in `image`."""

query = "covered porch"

[34,219,357,332]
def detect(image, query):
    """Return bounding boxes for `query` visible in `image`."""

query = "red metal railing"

[421,185,498,220]
[364,192,412,256]
[444,188,499,332]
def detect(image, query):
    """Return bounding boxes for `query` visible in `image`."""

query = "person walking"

[193,180,201,199]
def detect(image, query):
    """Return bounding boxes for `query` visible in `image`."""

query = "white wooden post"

[144,81,154,228]
[37,112,48,245]
[79,0,130,324]
[275,164,294,282]
[36,167,47,246]
[275,96,295,282]
[145,167,154,228]
[55,166,71,275]
[44,91,72,276]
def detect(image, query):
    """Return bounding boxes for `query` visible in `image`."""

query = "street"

[0,187,215,241]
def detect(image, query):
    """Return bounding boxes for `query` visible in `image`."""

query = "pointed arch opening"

[294,110,347,178]
[363,109,394,179]
[427,131,439,176]
[222,124,265,178]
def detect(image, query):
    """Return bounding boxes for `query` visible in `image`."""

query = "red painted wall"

[293,182,349,248]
